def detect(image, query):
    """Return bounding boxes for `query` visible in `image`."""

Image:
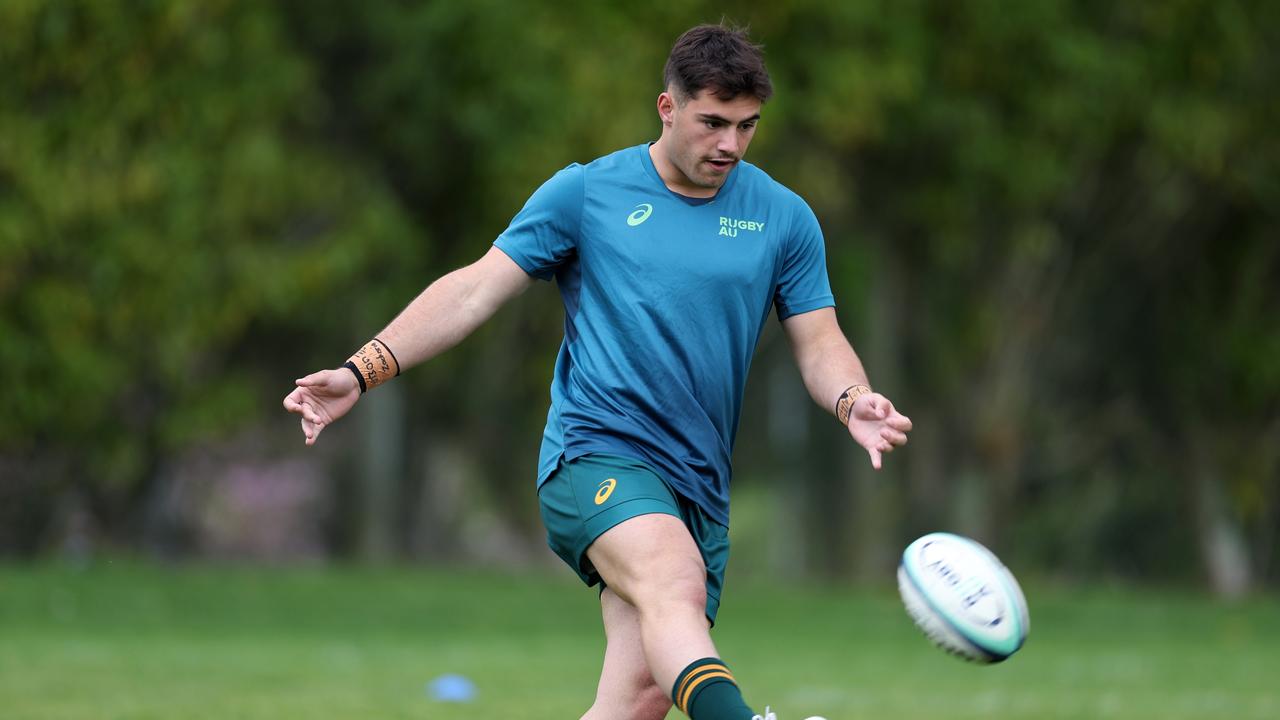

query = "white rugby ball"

[897,532,1029,663]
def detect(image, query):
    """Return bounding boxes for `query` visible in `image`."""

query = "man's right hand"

[282,368,361,445]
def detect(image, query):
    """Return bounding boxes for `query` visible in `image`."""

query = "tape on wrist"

[836,384,872,426]
[345,337,401,393]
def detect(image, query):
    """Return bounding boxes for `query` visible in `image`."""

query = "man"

[284,24,911,720]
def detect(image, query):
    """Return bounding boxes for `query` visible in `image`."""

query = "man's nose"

[717,128,740,156]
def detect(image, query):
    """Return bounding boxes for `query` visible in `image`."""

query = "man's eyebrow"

[697,112,761,124]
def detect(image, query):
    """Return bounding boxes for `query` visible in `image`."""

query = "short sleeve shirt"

[495,143,834,526]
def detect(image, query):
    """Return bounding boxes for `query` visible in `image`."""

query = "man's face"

[658,88,761,193]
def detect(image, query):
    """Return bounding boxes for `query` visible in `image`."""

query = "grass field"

[0,562,1276,719]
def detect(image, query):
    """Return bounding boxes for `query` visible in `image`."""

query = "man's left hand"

[847,393,912,470]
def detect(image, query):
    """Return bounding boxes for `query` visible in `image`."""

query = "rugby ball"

[897,532,1029,663]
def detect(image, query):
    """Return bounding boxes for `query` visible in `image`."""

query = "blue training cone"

[427,674,476,703]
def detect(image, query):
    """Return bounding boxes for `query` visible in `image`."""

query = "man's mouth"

[706,158,736,172]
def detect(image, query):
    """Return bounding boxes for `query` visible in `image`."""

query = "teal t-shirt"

[494,143,835,526]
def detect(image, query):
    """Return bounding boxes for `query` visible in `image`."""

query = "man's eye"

[705,121,722,129]
[740,123,756,131]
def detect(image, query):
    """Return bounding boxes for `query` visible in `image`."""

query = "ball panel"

[937,534,1025,658]
[983,548,1029,652]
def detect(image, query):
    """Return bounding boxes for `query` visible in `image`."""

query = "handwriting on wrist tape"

[836,384,872,426]
[344,338,400,393]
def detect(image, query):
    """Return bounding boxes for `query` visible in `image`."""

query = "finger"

[867,445,883,470]
[880,428,908,446]
[857,394,893,421]
[855,395,880,420]
[302,416,325,446]
[887,413,913,432]
[284,388,314,413]
[300,401,323,426]
[296,370,330,388]
[877,398,893,419]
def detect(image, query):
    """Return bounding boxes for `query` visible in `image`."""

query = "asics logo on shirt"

[626,203,653,226]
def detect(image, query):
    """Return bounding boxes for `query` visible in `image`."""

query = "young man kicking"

[284,23,912,720]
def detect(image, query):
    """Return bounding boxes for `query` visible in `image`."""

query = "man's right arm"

[282,246,534,444]
[376,245,535,370]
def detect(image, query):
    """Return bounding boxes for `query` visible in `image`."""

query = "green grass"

[0,562,1276,719]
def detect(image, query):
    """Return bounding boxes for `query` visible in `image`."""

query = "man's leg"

[580,587,672,720]
[586,513,756,719]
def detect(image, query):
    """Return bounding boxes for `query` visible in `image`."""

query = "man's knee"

[624,552,707,615]
[587,514,708,616]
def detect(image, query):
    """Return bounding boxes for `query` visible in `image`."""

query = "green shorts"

[538,453,729,623]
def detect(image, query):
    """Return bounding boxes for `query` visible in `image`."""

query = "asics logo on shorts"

[594,478,618,505]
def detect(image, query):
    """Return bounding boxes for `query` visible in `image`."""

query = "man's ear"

[657,91,675,127]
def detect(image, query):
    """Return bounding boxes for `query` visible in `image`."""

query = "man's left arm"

[781,307,913,469]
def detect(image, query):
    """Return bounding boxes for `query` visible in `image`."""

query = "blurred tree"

[0,0,417,551]
[1042,0,1280,595]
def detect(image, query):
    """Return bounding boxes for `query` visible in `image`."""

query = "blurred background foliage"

[1,0,1276,596]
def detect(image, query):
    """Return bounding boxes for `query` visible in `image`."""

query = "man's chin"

[674,161,728,191]
[691,172,727,189]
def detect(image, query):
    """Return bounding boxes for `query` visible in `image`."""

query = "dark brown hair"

[663,24,773,104]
